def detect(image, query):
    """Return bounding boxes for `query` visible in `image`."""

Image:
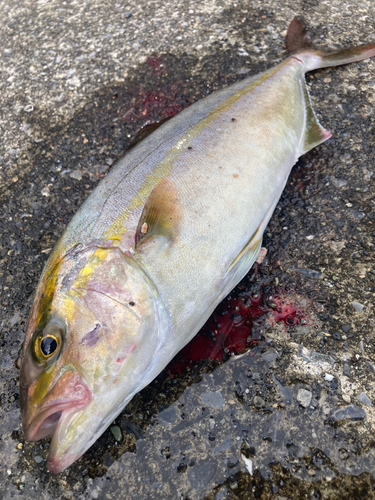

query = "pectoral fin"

[135,179,182,248]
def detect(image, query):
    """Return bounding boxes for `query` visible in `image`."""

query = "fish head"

[20,243,167,473]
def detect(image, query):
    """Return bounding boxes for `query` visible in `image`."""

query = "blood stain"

[166,288,306,375]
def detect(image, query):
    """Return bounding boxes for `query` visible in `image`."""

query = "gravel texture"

[1,0,375,499]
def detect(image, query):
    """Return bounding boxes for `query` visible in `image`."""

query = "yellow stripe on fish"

[102,59,291,240]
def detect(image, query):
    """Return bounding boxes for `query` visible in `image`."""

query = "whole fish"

[20,19,375,473]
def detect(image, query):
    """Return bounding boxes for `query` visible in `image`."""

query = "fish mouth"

[24,400,87,442]
[22,369,92,472]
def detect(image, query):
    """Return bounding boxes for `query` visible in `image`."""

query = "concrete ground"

[0,0,374,499]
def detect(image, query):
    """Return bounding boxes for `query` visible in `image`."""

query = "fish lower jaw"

[47,452,80,474]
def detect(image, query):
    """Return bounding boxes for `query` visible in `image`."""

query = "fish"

[19,18,375,473]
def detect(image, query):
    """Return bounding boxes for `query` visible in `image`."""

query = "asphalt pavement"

[0,0,375,499]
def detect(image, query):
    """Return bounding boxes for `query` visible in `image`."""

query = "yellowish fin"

[135,179,182,248]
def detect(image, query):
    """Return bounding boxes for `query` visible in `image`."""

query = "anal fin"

[301,79,332,154]
[224,225,263,293]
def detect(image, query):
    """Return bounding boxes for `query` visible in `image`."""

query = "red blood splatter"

[166,289,306,375]
[270,297,304,326]
[147,56,162,73]
[111,84,190,128]
[104,57,195,129]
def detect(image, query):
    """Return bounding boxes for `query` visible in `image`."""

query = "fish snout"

[22,370,91,442]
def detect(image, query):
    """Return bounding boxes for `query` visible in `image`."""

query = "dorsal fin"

[127,116,173,151]
[135,179,182,248]
[301,80,332,154]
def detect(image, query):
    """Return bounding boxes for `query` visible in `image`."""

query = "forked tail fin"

[286,17,375,72]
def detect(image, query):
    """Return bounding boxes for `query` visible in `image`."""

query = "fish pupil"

[41,336,58,356]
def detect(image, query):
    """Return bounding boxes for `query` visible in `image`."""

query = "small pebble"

[232,313,242,324]
[253,396,265,408]
[69,169,83,181]
[352,302,364,313]
[294,267,322,278]
[339,450,349,460]
[325,373,334,382]
[343,363,351,377]
[109,425,122,442]
[297,389,312,408]
[227,457,239,468]
[331,404,366,422]
[331,178,347,188]
[34,455,43,464]
[227,399,235,405]
[357,392,371,406]
[17,443,23,450]
[262,347,278,362]
[293,326,311,335]
[201,391,225,409]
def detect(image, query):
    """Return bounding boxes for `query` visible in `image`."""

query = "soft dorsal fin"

[301,80,332,154]
[135,179,182,248]
[127,116,173,151]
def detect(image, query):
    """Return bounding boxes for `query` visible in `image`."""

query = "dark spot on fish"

[187,146,192,150]
[129,301,135,307]
[231,118,236,121]
[80,323,101,347]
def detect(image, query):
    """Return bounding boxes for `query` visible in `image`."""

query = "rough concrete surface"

[0,0,374,499]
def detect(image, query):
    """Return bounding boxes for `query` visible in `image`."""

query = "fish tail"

[286,17,375,72]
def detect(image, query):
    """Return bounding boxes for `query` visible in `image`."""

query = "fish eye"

[40,335,59,357]
[33,323,63,362]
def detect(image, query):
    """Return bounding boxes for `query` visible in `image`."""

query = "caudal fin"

[286,17,313,53]
[286,17,375,72]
